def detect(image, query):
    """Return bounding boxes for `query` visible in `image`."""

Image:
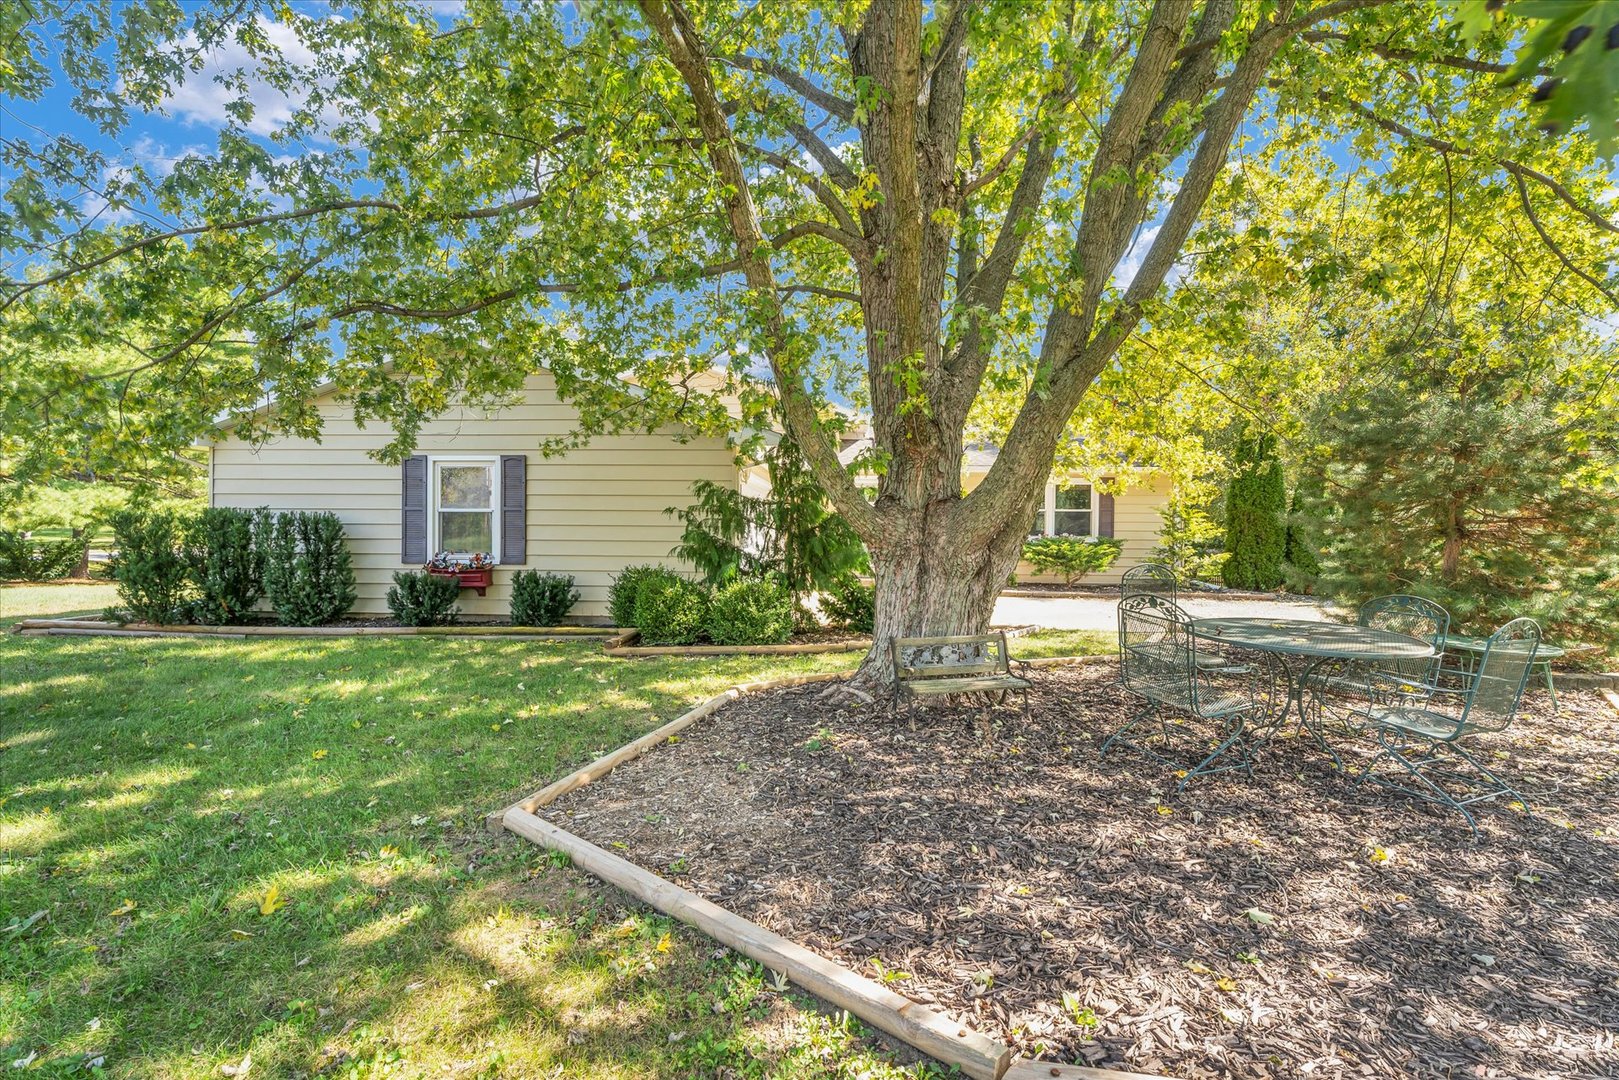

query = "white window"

[430,457,500,561]
[1030,482,1095,537]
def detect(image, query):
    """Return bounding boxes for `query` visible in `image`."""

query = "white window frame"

[1031,480,1096,538]
[428,455,501,563]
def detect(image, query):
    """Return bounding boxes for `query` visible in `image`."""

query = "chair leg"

[1542,663,1557,709]
[1101,703,1156,758]
[1354,728,1535,838]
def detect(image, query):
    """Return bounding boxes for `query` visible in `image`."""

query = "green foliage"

[0,529,88,581]
[264,512,357,626]
[632,574,710,646]
[106,507,191,623]
[1221,434,1287,591]
[1021,536,1123,587]
[705,578,795,646]
[819,574,875,634]
[184,506,270,625]
[608,565,679,629]
[386,570,460,627]
[668,439,866,600]
[1303,351,1619,652]
[1281,485,1322,593]
[510,570,579,626]
[1148,496,1225,585]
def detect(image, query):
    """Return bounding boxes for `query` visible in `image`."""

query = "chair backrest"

[1459,617,1540,731]
[891,632,1010,682]
[1121,563,1178,603]
[1118,592,1196,692]
[1359,594,1450,688]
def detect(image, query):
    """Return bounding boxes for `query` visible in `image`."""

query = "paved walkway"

[993,591,1336,632]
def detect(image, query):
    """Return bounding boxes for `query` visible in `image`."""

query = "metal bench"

[890,631,1032,732]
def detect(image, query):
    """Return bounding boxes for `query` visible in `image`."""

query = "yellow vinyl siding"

[208,372,736,620]
[961,471,1171,586]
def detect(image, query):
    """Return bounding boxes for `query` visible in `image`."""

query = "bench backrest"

[891,632,1012,681]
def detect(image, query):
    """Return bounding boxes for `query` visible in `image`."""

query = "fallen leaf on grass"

[219,1052,252,1077]
[311,749,328,760]
[379,845,399,859]
[259,884,287,916]
[655,932,672,953]
[107,898,137,918]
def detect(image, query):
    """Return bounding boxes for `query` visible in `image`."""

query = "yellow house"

[206,370,739,622]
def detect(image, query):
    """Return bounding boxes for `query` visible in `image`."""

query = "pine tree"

[1302,358,1619,649]
[1221,433,1287,590]
[1282,483,1322,591]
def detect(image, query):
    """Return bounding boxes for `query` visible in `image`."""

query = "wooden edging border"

[490,654,1151,1080]
[10,617,619,642]
[601,623,1043,659]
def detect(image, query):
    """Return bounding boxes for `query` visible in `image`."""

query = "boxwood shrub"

[510,570,579,626]
[609,564,680,628]
[387,570,461,627]
[705,578,794,645]
[106,508,192,623]
[632,573,709,645]
[185,507,270,625]
[0,531,89,582]
[264,511,357,625]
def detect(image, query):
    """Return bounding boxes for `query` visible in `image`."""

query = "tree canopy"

[3,0,1615,671]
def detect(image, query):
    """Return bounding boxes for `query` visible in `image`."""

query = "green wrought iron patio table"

[1187,617,1437,770]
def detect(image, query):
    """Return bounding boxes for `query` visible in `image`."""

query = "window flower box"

[426,551,495,596]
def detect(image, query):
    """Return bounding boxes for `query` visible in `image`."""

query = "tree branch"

[640,0,878,541]
[1512,171,1619,308]
[717,53,854,121]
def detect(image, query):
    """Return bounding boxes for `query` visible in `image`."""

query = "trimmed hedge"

[264,511,357,625]
[106,508,192,623]
[610,564,681,627]
[510,570,579,626]
[386,570,461,627]
[706,578,794,645]
[632,573,709,645]
[185,507,270,624]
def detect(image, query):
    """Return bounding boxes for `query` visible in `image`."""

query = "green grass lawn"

[1,582,119,626]
[1,585,1109,1078]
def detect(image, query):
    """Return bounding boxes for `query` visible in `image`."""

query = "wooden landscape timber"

[9,617,618,640]
[601,623,1042,658]
[491,655,1163,1080]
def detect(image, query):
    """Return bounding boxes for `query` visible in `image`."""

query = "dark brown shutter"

[1097,478,1115,538]
[402,456,428,563]
[500,454,527,564]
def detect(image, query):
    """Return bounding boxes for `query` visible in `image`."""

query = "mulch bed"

[547,665,1619,1079]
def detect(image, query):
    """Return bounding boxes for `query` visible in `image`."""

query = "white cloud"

[156,17,339,138]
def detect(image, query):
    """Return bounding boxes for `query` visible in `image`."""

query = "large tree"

[2,0,1615,680]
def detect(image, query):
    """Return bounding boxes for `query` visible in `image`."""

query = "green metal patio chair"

[1354,617,1541,837]
[1120,562,1235,673]
[1308,594,1450,731]
[1104,593,1264,790]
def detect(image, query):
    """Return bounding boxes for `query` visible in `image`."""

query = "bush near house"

[510,570,579,626]
[106,507,193,623]
[387,570,461,626]
[632,574,710,645]
[0,530,89,581]
[263,511,358,625]
[1022,535,1124,587]
[705,578,794,646]
[1222,432,1287,590]
[608,564,677,628]
[820,574,875,633]
[185,506,271,624]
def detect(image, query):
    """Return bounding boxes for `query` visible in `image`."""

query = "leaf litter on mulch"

[547,665,1619,1079]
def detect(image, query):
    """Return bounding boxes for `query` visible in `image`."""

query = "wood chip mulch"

[547,665,1619,1079]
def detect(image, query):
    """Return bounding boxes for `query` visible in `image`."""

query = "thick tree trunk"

[853,505,1030,685]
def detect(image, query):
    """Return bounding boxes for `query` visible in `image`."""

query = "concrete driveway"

[993,590,1337,631]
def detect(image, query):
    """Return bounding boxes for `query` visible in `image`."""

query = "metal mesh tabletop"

[1188,618,1435,661]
